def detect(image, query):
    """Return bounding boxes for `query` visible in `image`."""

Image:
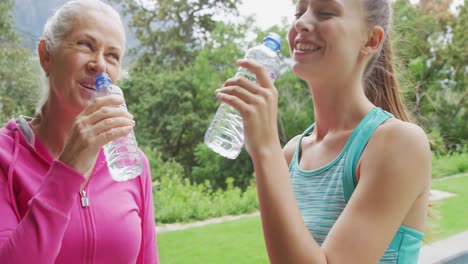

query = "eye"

[78,40,93,50]
[317,10,336,17]
[107,53,120,61]
[294,12,305,19]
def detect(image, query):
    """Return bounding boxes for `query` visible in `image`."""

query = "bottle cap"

[263,32,282,52]
[95,73,112,92]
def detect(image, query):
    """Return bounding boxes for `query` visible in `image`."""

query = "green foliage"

[192,143,254,190]
[153,171,258,224]
[393,0,467,152]
[0,0,39,124]
[121,20,263,184]
[143,145,258,224]
[111,0,239,72]
[140,146,185,182]
[0,0,18,43]
[432,151,468,179]
[121,68,209,175]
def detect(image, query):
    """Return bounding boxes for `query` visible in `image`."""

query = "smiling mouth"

[295,42,321,52]
[80,82,96,91]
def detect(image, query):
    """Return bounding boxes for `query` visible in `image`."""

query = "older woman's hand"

[58,94,135,179]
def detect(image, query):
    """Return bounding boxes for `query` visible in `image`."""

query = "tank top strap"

[342,107,394,202]
[290,123,316,169]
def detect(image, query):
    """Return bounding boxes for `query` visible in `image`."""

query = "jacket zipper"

[80,188,94,263]
[80,190,89,207]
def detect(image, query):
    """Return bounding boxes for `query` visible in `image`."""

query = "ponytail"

[364,35,410,122]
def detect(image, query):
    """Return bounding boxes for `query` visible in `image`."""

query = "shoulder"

[360,118,431,190]
[0,126,16,170]
[371,118,430,155]
[283,135,302,166]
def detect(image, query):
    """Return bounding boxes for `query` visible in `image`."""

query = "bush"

[192,143,255,190]
[432,151,468,179]
[153,174,258,224]
[143,145,258,224]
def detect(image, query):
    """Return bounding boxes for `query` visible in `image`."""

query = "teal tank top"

[289,107,424,263]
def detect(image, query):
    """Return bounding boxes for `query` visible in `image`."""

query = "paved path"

[419,173,468,263]
[156,212,260,234]
[419,231,468,263]
[156,187,459,234]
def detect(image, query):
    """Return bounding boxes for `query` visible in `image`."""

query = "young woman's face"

[288,0,369,83]
[43,9,125,114]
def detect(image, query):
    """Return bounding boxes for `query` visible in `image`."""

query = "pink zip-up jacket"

[0,117,159,263]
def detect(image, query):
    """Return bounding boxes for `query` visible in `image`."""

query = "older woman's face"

[42,9,125,114]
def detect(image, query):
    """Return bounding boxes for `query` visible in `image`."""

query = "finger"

[92,116,136,135]
[216,92,252,116]
[237,59,275,89]
[83,95,125,116]
[223,76,263,96]
[87,106,134,125]
[94,126,134,147]
[216,85,261,105]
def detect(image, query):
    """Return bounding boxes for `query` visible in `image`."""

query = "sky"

[238,0,466,30]
[238,0,296,30]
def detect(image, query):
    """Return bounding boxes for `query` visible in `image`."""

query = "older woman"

[0,0,159,263]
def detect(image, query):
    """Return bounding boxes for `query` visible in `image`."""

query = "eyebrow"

[314,0,344,7]
[83,33,123,53]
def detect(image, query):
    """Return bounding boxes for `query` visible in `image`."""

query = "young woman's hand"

[216,59,282,158]
[58,94,134,179]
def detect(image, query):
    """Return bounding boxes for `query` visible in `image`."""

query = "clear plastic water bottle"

[204,32,283,159]
[95,73,143,181]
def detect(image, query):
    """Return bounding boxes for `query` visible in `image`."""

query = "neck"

[30,100,78,158]
[308,78,374,140]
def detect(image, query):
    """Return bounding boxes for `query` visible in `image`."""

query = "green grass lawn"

[428,174,468,242]
[157,216,268,264]
[156,175,468,263]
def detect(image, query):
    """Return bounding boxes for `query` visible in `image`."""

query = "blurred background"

[1,0,466,262]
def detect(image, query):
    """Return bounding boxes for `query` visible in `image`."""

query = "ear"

[361,26,385,56]
[38,39,51,76]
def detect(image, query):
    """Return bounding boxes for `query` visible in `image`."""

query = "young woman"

[0,1,159,263]
[216,0,431,263]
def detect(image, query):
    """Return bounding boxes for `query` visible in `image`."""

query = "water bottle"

[95,73,143,181]
[204,32,283,159]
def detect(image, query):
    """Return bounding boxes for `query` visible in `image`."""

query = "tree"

[111,0,239,72]
[392,0,466,152]
[118,19,257,180]
[0,0,39,123]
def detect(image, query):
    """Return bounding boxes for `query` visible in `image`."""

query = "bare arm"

[216,59,431,263]
[321,122,431,263]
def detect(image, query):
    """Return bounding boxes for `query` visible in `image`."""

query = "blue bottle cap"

[95,73,112,92]
[263,32,282,52]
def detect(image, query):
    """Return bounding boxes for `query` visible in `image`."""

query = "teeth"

[296,43,320,52]
[81,82,95,89]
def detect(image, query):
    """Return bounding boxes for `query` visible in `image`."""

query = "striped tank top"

[289,108,424,263]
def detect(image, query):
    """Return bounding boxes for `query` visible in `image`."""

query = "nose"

[294,11,315,33]
[87,53,106,74]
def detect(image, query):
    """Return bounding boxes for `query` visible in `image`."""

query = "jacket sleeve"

[0,160,85,263]
[137,152,159,264]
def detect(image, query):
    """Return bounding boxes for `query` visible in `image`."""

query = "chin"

[291,62,319,82]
